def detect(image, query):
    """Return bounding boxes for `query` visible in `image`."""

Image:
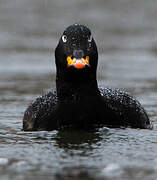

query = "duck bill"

[67,56,90,69]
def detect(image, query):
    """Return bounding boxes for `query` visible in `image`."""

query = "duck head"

[55,24,98,81]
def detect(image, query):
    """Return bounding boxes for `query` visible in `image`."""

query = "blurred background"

[1,0,157,180]
[1,0,157,92]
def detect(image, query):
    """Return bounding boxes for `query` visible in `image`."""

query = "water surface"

[1,0,157,179]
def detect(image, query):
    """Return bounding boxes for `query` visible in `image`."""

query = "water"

[1,0,157,179]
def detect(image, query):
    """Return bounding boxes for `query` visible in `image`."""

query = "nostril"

[73,50,84,59]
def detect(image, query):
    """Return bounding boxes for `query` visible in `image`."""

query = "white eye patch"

[88,35,92,42]
[62,35,67,42]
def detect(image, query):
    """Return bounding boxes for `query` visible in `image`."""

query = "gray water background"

[1,0,157,179]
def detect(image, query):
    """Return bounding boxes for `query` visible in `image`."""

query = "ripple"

[1,0,157,179]
[0,158,9,165]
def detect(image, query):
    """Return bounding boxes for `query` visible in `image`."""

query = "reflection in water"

[1,0,157,179]
[54,128,110,180]
[54,129,109,150]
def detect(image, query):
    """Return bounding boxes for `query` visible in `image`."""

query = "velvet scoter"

[23,24,152,131]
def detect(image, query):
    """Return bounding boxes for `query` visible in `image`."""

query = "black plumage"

[23,24,152,131]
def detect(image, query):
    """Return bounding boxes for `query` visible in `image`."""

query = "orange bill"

[67,56,90,69]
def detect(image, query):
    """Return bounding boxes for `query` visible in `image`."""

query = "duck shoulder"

[99,87,152,129]
[23,90,57,131]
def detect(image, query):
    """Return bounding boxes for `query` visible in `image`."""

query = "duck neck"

[56,71,100,102]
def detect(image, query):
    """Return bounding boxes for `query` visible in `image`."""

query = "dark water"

[1,0,157,179]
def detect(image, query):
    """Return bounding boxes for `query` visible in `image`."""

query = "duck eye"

[88,35,92,42]
[62,35,67,42]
